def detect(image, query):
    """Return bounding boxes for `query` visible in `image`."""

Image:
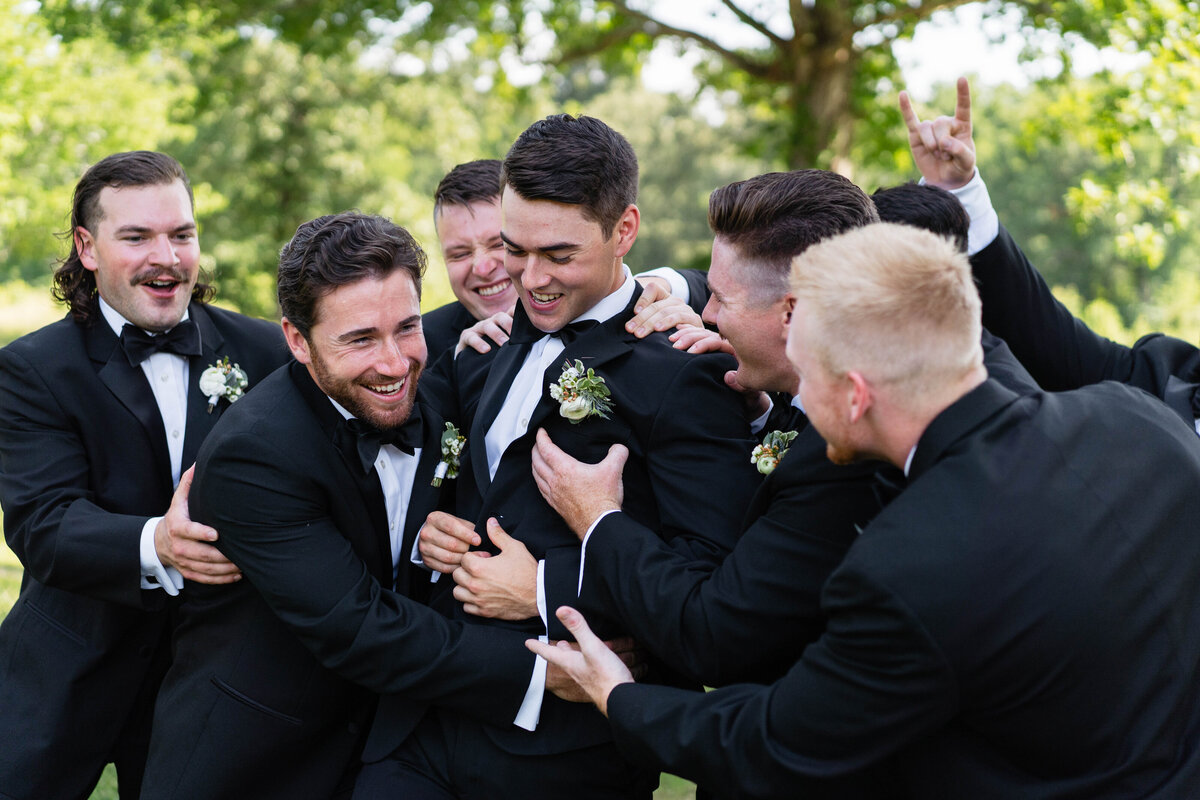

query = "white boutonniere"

[199,356,249,413]
[432,422,466,487]
[751,429,797,475]
[549,359,613,423]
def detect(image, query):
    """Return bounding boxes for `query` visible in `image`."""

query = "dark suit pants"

[354,709,656,800]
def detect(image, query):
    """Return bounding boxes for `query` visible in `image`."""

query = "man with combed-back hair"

[0,151,288,799]
[533,221,1200,799]
[139,212,546,800]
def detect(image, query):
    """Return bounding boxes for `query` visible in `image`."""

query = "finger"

[179,567,243,585]
[916,120,938,155]
[603,443,629,474]
[898,89,919,130]
[170,520,219,543]
[424,512,482,547]
[486,517,513,551]
[421,529,473,555]
[955,76,971,125]
[534,428,567,468]
[723,369,747,393]
[527,637,572,666]
[464,332,491,354]
[554,606,604,651]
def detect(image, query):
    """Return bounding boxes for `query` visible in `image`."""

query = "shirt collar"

[98,296,190,338]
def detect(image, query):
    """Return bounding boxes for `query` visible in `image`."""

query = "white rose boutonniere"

[432,422,466,487]
[549,359,613,424]
[751,429,798,475]
[199,356,249,413]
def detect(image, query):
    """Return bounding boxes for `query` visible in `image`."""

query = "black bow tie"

[120,321,202,365]
[343,406,424,474]
[508,305,600,346]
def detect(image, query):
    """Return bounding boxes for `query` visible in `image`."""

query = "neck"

[877,364,988,469]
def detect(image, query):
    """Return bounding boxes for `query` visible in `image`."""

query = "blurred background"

[1,1,1198,795]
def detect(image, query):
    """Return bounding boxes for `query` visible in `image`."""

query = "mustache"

[131,267,189,286]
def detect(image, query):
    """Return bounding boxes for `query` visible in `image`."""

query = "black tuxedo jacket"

[582,420,888,688]
[407,286,760,757]
[140,361,536,800]
[422,300,476,360]
[972,225,1200,423]
[0,302,286,799]
[608,379,1200,799]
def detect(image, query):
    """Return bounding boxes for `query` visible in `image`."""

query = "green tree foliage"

[0,0,191,285]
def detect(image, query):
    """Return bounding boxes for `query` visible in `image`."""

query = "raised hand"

[899,76,976,189]
[527,606,635,715]
[531,428,626,538]
[418,510,481,574]
[455,310,514,355]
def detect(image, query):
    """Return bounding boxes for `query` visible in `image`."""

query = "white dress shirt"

[99,298,191,596]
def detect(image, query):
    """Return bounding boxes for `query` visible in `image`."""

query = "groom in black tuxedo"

[0,151,288,799]
[140,213,540,799]
[356,115,760,799]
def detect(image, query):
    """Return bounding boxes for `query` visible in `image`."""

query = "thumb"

[487,517,514,550]
[172,465,195,518]
[724,369,747,393]
[555,606,602,650]
[604,443,630,473]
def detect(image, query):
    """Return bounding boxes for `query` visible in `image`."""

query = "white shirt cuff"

[578,509,621,596]
[928,169,999,255]
[139,516,183,596]
[513,558,549,731]
[639,267,690,305]
[410,524,441,583]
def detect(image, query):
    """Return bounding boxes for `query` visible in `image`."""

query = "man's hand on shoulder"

[455,311,513,355]
[628,278,703,338]
[155,467,242,585]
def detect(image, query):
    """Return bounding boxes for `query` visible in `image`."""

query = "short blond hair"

[789,223,983,397]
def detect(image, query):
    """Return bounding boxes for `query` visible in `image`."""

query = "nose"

[472,246,502,278]
[701,294,719,329]
[148,234,179,267]
[518,253,551,290]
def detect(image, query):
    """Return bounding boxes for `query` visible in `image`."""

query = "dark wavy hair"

[277,212,427,339]
[434,159,503,221]
[52,151,214,324]
[500,114,638,238]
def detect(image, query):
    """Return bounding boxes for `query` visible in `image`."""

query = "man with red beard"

[139,213,544,799]
[0,151,288,799]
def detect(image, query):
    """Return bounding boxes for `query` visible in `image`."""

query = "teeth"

[368,379,405,394]
[477,280,511,298]
[530,290,560,303]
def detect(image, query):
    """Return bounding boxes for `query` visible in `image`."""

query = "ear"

[780,293,796,335]
[280,317,312,365]
[612,204,640,259]
[76,227,98,273]
[845,370,873,424]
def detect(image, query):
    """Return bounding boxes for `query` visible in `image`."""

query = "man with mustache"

[0,151,288,798]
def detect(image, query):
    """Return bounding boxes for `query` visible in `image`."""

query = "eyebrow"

[113,223,197,235]
[334,314,422,343]
[500,232,579,254]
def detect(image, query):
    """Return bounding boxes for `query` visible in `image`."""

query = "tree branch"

[719,0,787,48]
[861,0,977,33]
[605,0,777,78]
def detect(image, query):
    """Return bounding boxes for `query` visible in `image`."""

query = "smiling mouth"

[529,290,562,305]
[366,378,406,396]
[476,279,512,298]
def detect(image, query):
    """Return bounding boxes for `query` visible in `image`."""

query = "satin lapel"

[89,320,173,496]
[396,405,446,595]
[527,292,638,432]
[181,305,226,469]
[469,340,531,495]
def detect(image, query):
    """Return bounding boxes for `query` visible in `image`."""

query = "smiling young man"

[0,151,288,799]
[355,115,760,800]
[139,213,540,800]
